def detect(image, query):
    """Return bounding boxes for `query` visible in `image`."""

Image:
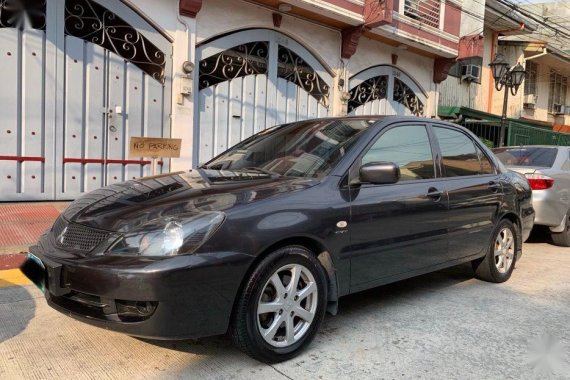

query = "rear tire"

[230,246,327,363]
[472,219,518,283]
[551,209,570,247]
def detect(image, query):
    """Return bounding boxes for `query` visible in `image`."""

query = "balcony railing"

[403,0,441,29]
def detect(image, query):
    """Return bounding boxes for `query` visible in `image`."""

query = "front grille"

[52,217,111,252]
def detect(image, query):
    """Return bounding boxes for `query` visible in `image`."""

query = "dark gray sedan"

[23,116,534,363]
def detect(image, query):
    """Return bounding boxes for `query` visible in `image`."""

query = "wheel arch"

[229,235,340,330]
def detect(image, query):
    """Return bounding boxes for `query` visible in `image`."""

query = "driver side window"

[362,125,435,182]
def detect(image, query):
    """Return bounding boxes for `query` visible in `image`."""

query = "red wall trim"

[391,19,459,51]
[179,0,203,18]
[0,155,45,162]
[63,158,164,166]
[364,0,393,28]
[458,34,484,59]
[443,2,461,36]
[326,0,364,14]
[433,57,457,83]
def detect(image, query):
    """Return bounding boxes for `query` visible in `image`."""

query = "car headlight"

[107,212,225,257]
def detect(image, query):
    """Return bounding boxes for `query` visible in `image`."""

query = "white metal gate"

[195,29,332,166]
[348,65,426,117]
[0,0,172,201]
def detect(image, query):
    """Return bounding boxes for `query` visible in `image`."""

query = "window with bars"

[403,0,441,29]
[548,70,568,113]
[524,61,537,96]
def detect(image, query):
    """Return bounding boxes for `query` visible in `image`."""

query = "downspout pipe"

[525,47,547,61]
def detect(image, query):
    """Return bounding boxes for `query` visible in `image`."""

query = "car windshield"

[201,119,374,178]
[492,147,558,168]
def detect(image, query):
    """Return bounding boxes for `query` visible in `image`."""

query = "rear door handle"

[425,187,443,201]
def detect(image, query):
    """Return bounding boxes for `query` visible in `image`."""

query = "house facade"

[1,0,468,201]
[438,0,538,121]
[439,0,570,143]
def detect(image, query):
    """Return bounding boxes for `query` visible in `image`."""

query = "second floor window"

[548,71,568,113]
[524,61,537,96]
[404,0,440,29]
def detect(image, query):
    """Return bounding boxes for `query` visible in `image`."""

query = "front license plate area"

[20,253,46,292]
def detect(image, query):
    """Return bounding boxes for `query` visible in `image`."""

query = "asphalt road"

[1,238,569,380]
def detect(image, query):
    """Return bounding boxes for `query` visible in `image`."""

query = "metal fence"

[508,122,570,146]
[462,121,503,147]
[460,120,570,147]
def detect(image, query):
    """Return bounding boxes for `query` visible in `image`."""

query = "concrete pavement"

[1,241,569,379]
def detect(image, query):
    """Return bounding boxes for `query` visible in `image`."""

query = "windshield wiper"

[240,167,280,177]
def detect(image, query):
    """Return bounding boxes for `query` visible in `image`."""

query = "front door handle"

[425,187,443,201]
[488,181,502,192]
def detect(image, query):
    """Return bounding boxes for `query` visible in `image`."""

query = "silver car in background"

[493,146,570,246]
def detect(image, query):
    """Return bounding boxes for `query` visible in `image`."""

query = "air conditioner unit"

[524,103,536,110]
[552,103,563,114]
[524,94,536,104]
[461,64,481,82]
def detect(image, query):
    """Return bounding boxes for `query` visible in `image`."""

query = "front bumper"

[24,235,253,340]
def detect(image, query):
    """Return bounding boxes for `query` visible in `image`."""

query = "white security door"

[57,0,172,199]
[348,65,427,117]
[195,29,332,166]
[0,1,53,200]
[0,0,172,201]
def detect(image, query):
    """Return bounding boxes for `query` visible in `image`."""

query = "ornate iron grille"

[277,45,329,107]
[0,0,46,30]
[52,217,111,252]
[199,41,269,90]
[347,75,388,114]
[64,0,166,83]
[394,78,424,116]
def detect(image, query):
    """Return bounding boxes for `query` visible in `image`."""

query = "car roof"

[309,115,457,126]
[492,145,569,149]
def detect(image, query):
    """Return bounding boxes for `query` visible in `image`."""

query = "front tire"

[472,219,518,283]
[551,209,570,247]
[230,246,327,363]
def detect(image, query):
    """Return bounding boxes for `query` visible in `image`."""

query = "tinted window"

[362,125,435,181]
[434,127,482,177]
[203,119,373,178]
[492,147,558,168]
[477,146,495,174]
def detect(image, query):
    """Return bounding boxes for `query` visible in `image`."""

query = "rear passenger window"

[434,127,491,177]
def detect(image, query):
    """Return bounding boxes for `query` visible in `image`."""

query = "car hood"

[61,170,319,232]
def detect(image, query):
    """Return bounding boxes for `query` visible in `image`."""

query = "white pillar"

[170,15,197,171]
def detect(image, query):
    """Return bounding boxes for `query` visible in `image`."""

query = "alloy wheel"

[256,263,318,348]
[494,227,515,274]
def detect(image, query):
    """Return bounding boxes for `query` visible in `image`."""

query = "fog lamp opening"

[116,300,158,322]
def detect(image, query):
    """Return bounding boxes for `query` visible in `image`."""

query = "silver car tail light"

[525,173,555,190]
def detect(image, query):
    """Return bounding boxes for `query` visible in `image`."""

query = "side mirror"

[359,161,400,184]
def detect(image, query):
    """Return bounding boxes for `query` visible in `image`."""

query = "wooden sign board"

[129,137,182,158]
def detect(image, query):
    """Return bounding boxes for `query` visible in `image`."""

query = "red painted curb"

[0,253,27,270]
